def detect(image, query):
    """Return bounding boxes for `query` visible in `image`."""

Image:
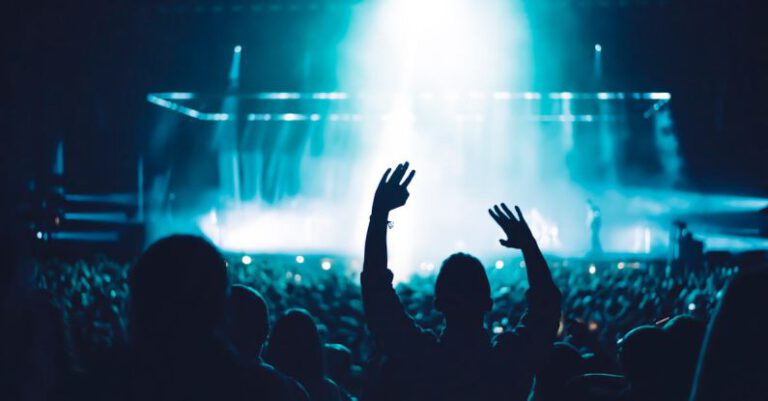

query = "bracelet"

[370,214,393,229]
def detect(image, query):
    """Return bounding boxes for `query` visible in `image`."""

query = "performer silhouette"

[587,199,603,255]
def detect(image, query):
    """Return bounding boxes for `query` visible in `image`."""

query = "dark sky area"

[3,0,766,198]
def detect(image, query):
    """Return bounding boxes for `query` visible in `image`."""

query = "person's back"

[532,342,585,401]
[265,309,349,401]
[324,343,357,398]
[225,284,310,401]
[661,315,705,401]
[618,326,672,401]
[123,235,296,401]
[361,162,562,401]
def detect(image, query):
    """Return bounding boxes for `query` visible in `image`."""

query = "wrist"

[370,208,390,219]
[370,210,390,224]
[520,236,539,252]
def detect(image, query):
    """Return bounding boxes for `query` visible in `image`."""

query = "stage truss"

[146,91,671,122]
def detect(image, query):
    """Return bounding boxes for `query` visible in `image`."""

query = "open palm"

[372,162,416,215]
[488,203,535,249]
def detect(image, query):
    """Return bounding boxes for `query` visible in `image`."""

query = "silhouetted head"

[690,267,768,401]
[535,342,585,401]
[663,315,706,358]
[265,309,324,386]
[324,343,353,386]
[225,284,269,360]
[662,315,706,399]
[618,325,670,393]
[434,253,492,318]
[129,235,228,344]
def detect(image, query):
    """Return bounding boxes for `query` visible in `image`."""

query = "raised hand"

[488,203,535,249]
[372,162,416,215]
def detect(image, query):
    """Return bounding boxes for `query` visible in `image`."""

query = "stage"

[144,88,767,279]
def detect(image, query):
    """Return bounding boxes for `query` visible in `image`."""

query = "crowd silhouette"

[362,162,561,401]
[1,162,767,401]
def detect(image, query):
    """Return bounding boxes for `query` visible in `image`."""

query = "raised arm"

[488,204,559,298]
[363,163,414,274]
[361,162,428,355]
[489,203,562,369]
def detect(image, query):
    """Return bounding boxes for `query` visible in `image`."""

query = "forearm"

[521,239,559,297]
[505,239,561,369]
[363,211,390,273]
[361,210,395,320]
[361,211,426,354]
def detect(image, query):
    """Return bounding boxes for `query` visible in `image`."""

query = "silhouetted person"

[689,267,768,401]
[618,325,672,401]
[662,315,705,401]
[126,235,300,401]
[587,199,603,255]
[265,309,350,401]
[225,284,310,401]
[532,342,585,401]
[324,343,356,398]
[566,326,672,401]
[361,162,562,401]
[567,317,705,401]
[227,284,270,360]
